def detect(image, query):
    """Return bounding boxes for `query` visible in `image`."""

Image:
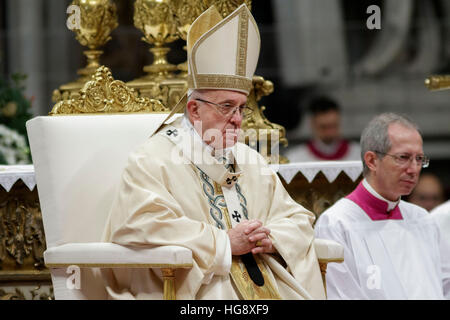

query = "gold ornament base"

[127,75,188,111]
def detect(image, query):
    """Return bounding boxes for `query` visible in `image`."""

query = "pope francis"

[101,4,325,300]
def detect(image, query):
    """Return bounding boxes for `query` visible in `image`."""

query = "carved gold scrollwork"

[0,199,44,268]
[50,66,169,115]
[0,286,53,300]
[0,288,25,300]
[0,183,45,270]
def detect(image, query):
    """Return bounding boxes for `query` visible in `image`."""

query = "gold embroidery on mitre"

[189,4,257,95]
[187,74,252,93]
[236,9,248,77]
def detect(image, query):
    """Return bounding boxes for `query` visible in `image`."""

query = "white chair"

[26,113,193,299]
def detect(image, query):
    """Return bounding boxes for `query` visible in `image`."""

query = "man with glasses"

[315,113,450,299]
[102,4,325,300]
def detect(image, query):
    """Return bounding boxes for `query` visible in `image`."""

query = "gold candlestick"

[53,0,118,103]
[169,0,207,76]
[134,0,180,79]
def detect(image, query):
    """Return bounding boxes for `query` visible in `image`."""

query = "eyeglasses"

[195,98,253,117]
[374,151,430,168]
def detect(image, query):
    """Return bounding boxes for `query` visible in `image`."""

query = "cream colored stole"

[160,123,281,300]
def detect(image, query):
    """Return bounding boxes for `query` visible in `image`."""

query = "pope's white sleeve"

[202,229,232,284]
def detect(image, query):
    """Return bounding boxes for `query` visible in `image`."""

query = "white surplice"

[431,200,450,297]
[315,180,450,300]
[101,117,325,300]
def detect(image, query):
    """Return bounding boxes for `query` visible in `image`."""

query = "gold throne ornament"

[50,66,168,115]
[52,0,118,103]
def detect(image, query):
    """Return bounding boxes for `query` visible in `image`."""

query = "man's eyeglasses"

[195,98,253,117]
[374,151,430,168]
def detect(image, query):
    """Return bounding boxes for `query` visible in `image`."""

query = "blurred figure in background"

[407,172,445,212]
[286,96,360,162]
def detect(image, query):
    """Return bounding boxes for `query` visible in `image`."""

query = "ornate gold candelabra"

[128,0,188,110]
[52,0,118,103]
[170,0,207,76]
[133,0,179,79]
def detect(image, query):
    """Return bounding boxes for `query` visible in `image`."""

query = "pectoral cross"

[232,210,241,223]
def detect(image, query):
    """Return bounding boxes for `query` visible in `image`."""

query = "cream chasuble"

[315,182,450,300]
[101,117,325,300]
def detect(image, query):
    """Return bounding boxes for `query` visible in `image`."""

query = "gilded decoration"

[134,0,179,78]
[52,0,118,103]
[128,0,191,110]
[50,66,168,115]
[425,75,450,91]
[0,178,52,300]
[0,286,53,300]
[280,172,362,224]
[241,76,288,164]
[0,182,45,270]
[169,0,207,75]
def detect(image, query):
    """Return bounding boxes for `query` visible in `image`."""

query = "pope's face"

[368,123,423,201]
[188,90,247,150]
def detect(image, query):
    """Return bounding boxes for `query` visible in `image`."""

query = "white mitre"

[151,4,260,135]
[187,3,261,95]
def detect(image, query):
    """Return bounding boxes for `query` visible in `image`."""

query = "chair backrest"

[26,113,175,249]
